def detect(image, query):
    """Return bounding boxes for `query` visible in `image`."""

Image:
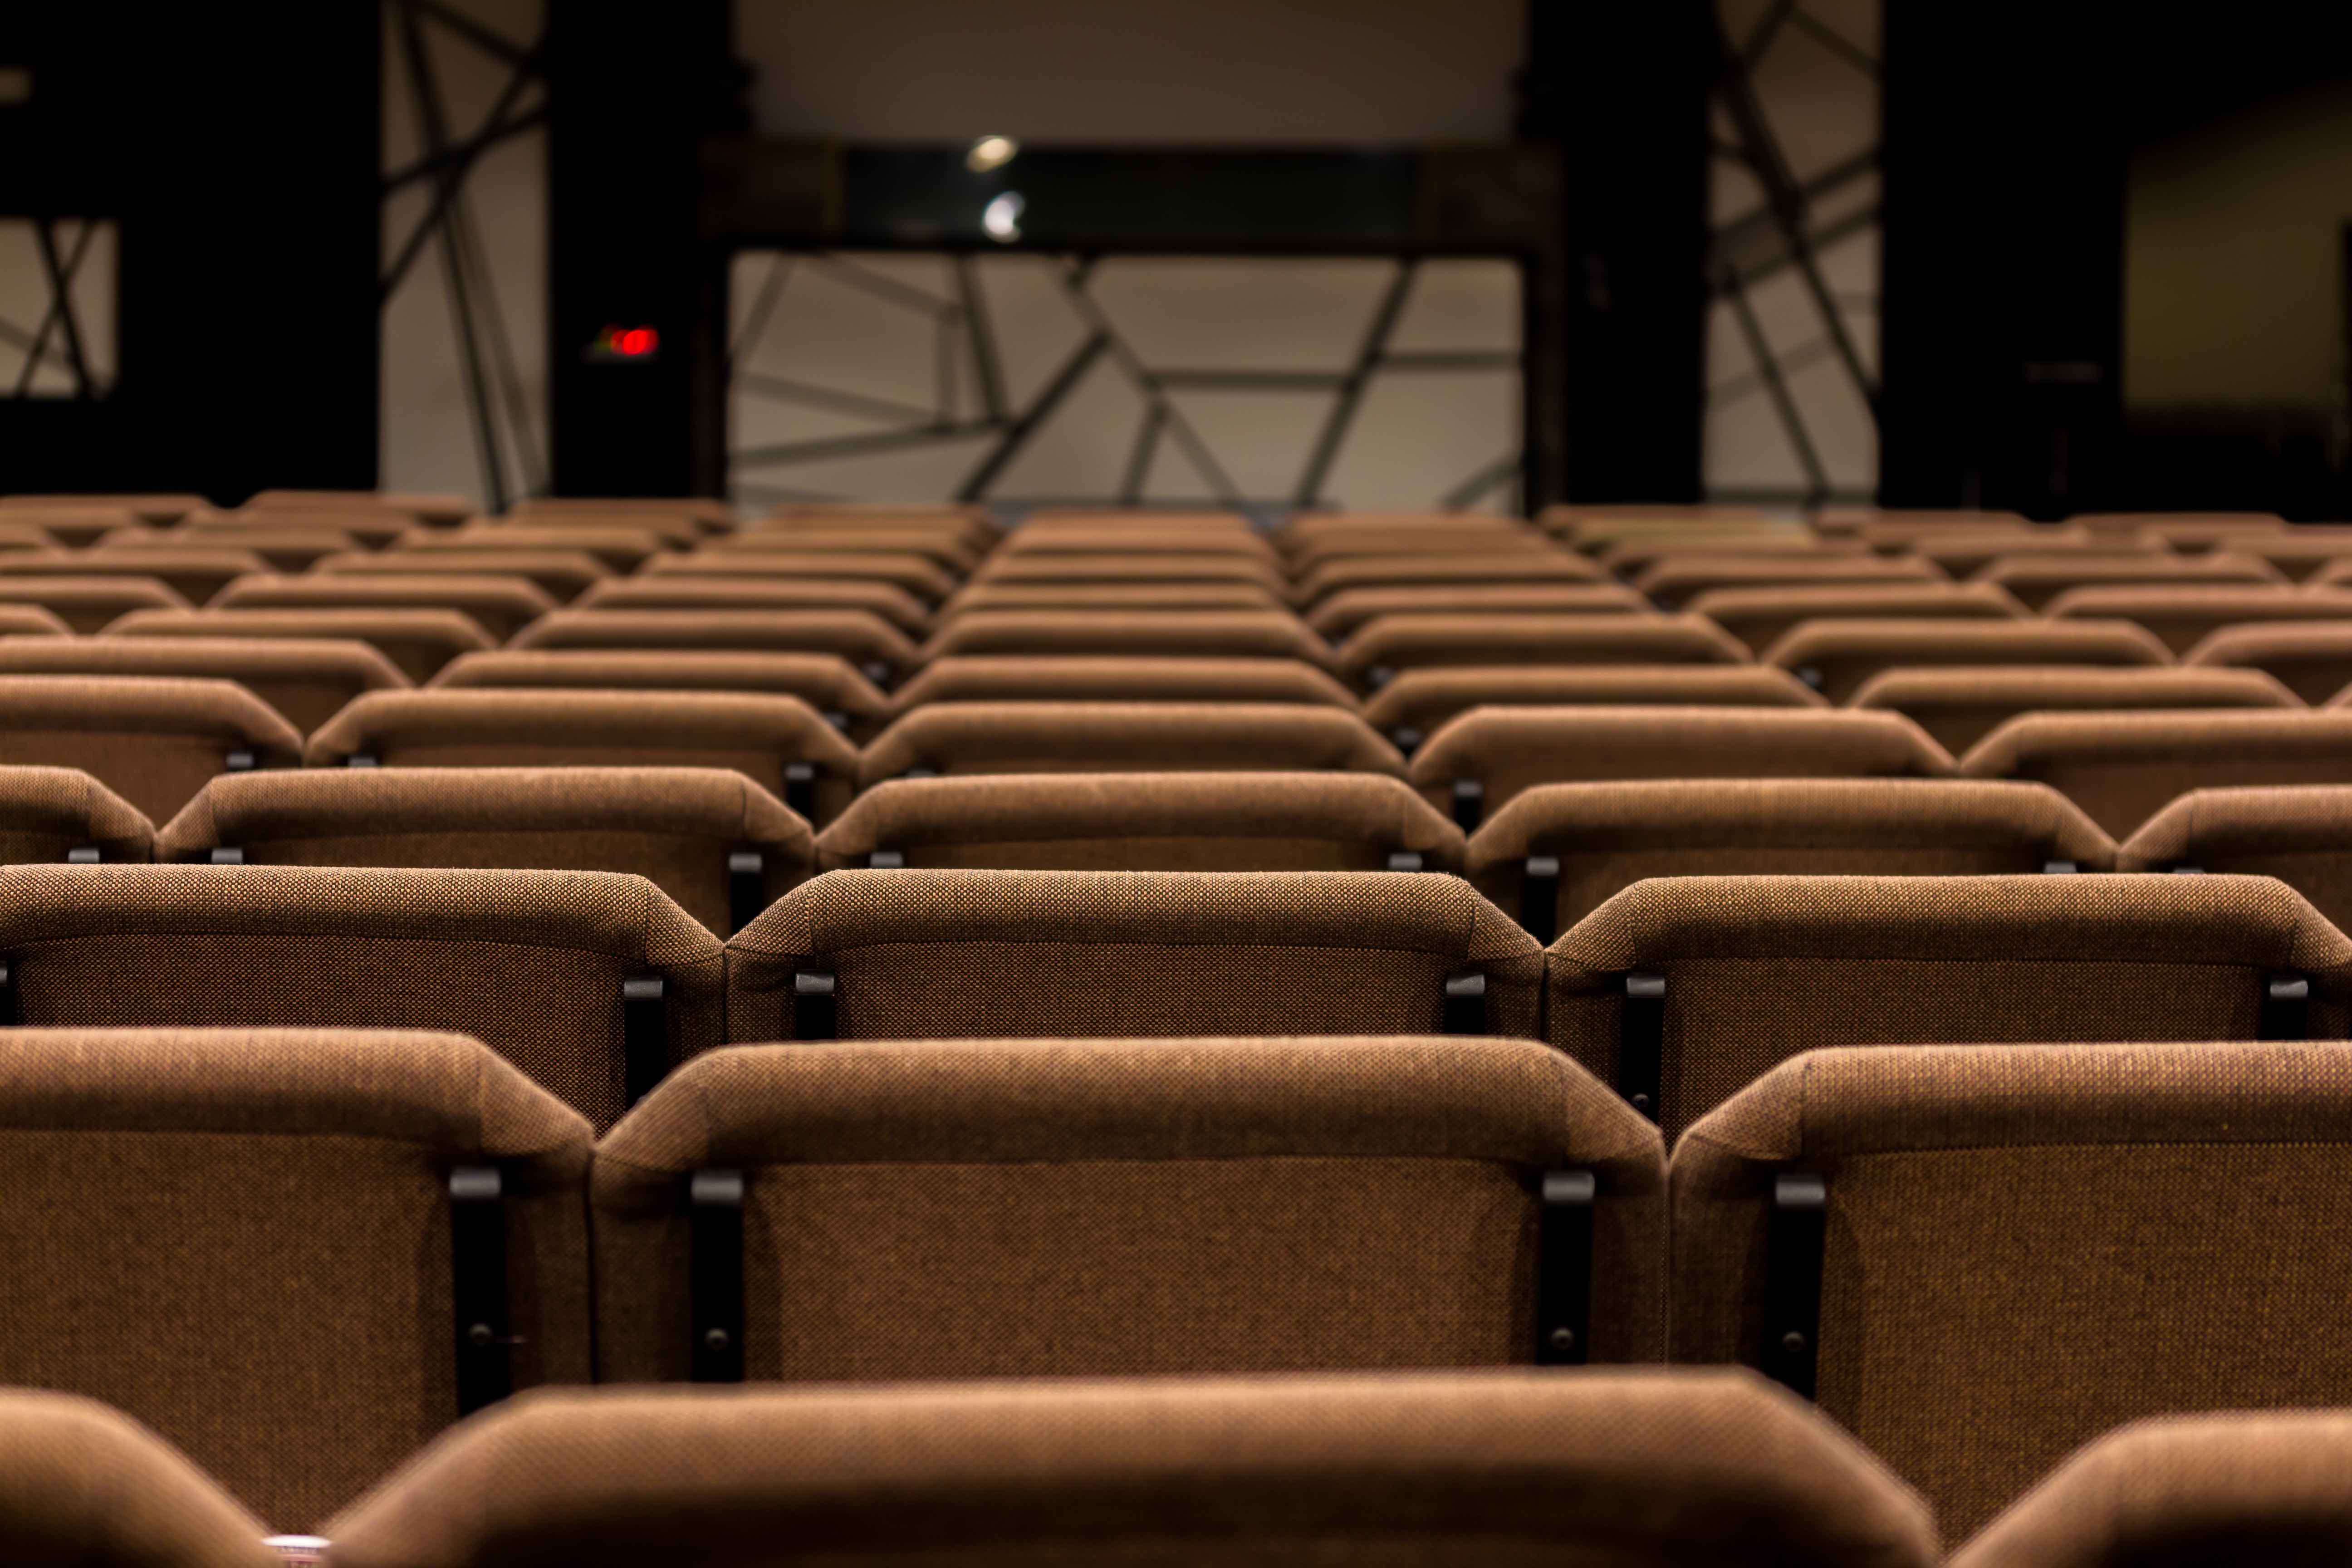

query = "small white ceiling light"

[966,135,1019,173]
[981,191,1025,244]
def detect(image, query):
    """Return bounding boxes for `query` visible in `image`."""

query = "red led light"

[589,324,661,362]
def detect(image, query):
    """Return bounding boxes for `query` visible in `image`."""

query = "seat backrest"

[103,607,496,684]
[247,489,473,524]
[1690,582,2025,654]
[177,526,362,571]
[0,764,153,863]
[718,525,984,569]
[725,869,1541,1042]
[0,1027,590,1528]
[2186,622,2352,703]
[1906,524,2097,577]
[1339,614,1749,692]
[1975,549,2281,610]
[1962,709,2352,836]
[2118,785,2352,932]
[1470,779,2114,941]
[508,608,921,683]
[0,675,301,823]
[0,1391,275,1566]
[1674,1041,2352,1535]
[596,1038,1661,1380]
[1006,524,1270,559]
[885,655,1354,714]
[1362,665,1823,754]
[974,553,1289,594]
[404,524,668,572]
[858,702,1404,787]
[0,573,190,632]
[319,547,612,602]
[1548,873,2352,1141]
[817,772,1464,873]
[323,1371,1933,1568]
[935,581,1283,619]
[0,864,724,1132]
[1850,665,2299,755]
[1763,618,2172,702]
[63,545,278,604]
[1307,583,1648,638]
[0,633,410,734]
[1294,550,1604,604]
[156,766,814,936]
[189,508,413,549]
[1410,706,1956,830]
[916,609,1331,668]
[0,495,207,526]
[1634,553,1943,609]
[211,573,554,642]
[2239,528,2352,581]
[430,648,888,735]
[655,547,959,601]
[2045,584,2352,655]
[575,575,933,633]
[1595,534,1869,576]
[303,689,860,825]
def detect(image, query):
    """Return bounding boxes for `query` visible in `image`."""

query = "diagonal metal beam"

[382,100,545,193]
[807,255,960,318]
[954,255,1008,421]
[1054,259,1243,508]
[1440,451,1520,511]
[728,255,795,369]
[1788,7,1882,78]
[1720,264,1829,501]
[953,331,1108,500]
[14,219,98,398]
[1117,404,1166,503]
[1292,258,1417,507]
[448,170,547,497]
[409,0,533,65]
[379,11,544,303]
[739,372,941,425]
[734,420,1002,468]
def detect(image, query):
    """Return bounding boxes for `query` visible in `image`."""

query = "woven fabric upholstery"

[431,649,887,735]
[156,766,813,933]
[709,527,983,570]
[0,606,69,637]
[187,508,412,549]
[1762,618,2173,703]
[1288,510,1529,544]
[1850,666,2298,755]
[2101,513,2287,547]
[1905,525,2097,578]
[402,524,668,572]
[211,573,554,642]
[886,656,1354,715]
[0,1391,276,1567]
[596,1037,1664,1378]
[1594,535,1868,575]
[1289,533,1559,572]
[0,1026,589,1528]
[1689,582,2025,655]
[179,527,362,572]
[816,772,1465,873]
[512,494,735,529]
[1294,551,1604,604]
[919,610,1333,668]
[0,675,302,823]
[1961,709,2352,836]
[576,576,932,634]
[0,864,724,1132]
[1674,1041,2352,1535]
[1340,615,1749,690]
[103,608,496,684]
[0,634,410,734]
[249,490,473,524]
[725,869,1542,1043]
[0,574,190,632]
[647,548,958,601]
[2188,622,2352,704]
[857,702,1406,788]
[975,553,1290,594]
[1308,584,1648,639]
[58,546,277,604]
[0,764,154,862]
[1362,666,1823,747]
[319,549,612,603]
[1843,512,2031,549]
[305,689,860,825]
[2238,529,2352,581]
[1975,549,2283,611]
[2045,585,2352,655]
[508,608,921,678]
[936,582,1284,619]
[1550,873,2352,1142]
[1951,1410,2352,1568]
[326,1371,1933,1568]
[2,495,207,526]
[1634,554,1943,609]
[1409,706,1955,819]
[1471,779,2115,932]
[1010,521,1265,553]
[2118,785,2352,932]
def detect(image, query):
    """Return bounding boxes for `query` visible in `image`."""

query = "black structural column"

[1521,1,1713,505]
[546,0,740,499]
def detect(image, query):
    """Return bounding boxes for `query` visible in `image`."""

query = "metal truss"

[0,217,109,400]
[382,0,547,512]
[1707,0,1882,504]
[728,253,1524,516]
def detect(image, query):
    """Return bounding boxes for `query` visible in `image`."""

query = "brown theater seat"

[1951,1410,2352,1568]
[1554,519,1804,556]
[1594,532,1871,577]
[919,609,1334,668]
[2046,584,2352,655]
[1634,552,1942,609]
[718,525,983,571]
[510,608,921,682]
[319,547,612,603]
[1908,524,2099,577]
[182,507,411,549]
[1762,618,2173,703]
[103,606,495,684]
[0,494,207,525]
[887,654,1355,713]
[431,649,890,737]
[974,552,1291,596]
[1294,549,1605,604]
[0,675,299,823]
[495,505,711,546]
[656,547,957,602]
[595,1038,1662,1379]
[577,574,931,634]
[1690,581,2026,654]
[1000,523,1273,560]
[212,572,554,642]
[2187,622,2352,703]
[305,688,859,825]
[0,509,148,549]
[725,868,1542,1042]
[246,488,473,524]
[167,526,359,572]
[2080,511,2283,544]
[936,581,1283,619]
[0,765,153,862]
[2119,786,2352,931]
[1846,511,2032,549]
[1852,666,2299,755]
[0,1392,274,1568]
[2219,525,2352,581]
[0,522,64,554]
[1290,510,1529,544]
[1339,613,1749,692]
[0,574,189,632]
[0,1028,590,1529]
[50,545,276,603]
[1307,583,1648,639]
[858,701,1404,787]
[1675,1042,2352,1535]
[1548,873,2352,1141]
[0,864,722,1130]
[1288,534,1563,575]
[1409,706,1955,830]
[1975,549,2281,610]
[403,524,669,573]
[1471,778,2114,941]
[1963,709,2352,836]
[0,606,70,637]
[324,1373,1932,1568]
[1362,664,1823,754]
[0,633,409,734]
[512,494,736,531]
[818,772,1462,872]
[158,767,813,936]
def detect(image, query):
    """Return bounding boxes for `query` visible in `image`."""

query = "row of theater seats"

[0,1022,2348,1555]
